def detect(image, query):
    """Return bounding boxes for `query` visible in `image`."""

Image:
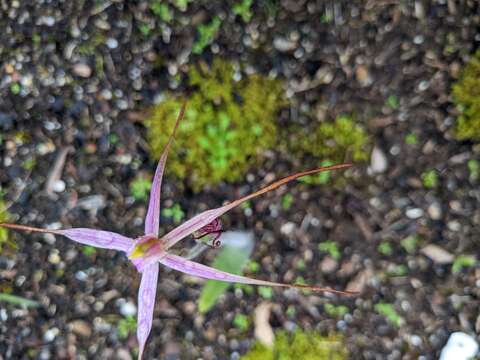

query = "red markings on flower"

[192,218,223,248]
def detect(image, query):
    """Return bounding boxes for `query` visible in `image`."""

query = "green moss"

[192,17,222,54]
[452,50,480,141]
[233,313,250,331]
[129,175,152,202]
[241,330,348,360]
[307,115,370,162]
[318,240,341,260]
[291,115,370,174]
[374,303,404,327]
[145,59,285,191]
[421,169,439,189]
[233,0,254,22]
[0,198,11,253]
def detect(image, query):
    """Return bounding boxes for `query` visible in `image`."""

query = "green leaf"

[452,255,476,274]
[0,293,40,308]
[233,313,250,331]
[258,286,273,299]
[198,232,254,313]
[374,303,403,327]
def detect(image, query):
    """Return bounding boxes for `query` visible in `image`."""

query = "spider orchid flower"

[0,103,356,359]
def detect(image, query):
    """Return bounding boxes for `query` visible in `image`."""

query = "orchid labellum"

[0,103,355,359]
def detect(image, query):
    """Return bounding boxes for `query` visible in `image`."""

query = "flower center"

[128,235,164,260]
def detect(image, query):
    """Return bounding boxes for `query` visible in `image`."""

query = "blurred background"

[0,1,479,359]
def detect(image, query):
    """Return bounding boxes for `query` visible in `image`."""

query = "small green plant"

[0,197,11,252]
[452,255,476,274]
[130,175,152,202]
[324,303,349,318]
[81,246,97,257]
[117,315,137,339]
[150,1,173,23]
[172,0,192,11]
[386,95,399,110]
[374,303,403,327]
[405,133,418,145]
[192,17,222,54]
[386,264,408,277]
[145,59,286,190]
[286,305,296,317]
[452,50,480,141]
[318,241,341,260]
[233,313,250,331]
[258,286,273,299]
[298,160,335,185]
[378,241,393,256]
[161,203,185,224]
[468,159,479,181]
[247,260,260,273]
[233,0,253,22]
[421,169,439,189]
[294,115,370,166]
[281,193,294,210]
[0,293,40,308]
[241,330,348,360]
[10,83,21,95]
[138,22,152,37]
[400,235,419,254]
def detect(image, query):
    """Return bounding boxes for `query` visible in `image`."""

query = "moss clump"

[0,198,10,253]
[291,115,369,184]
[241,330,348,360]
[145,59,285,191]
[306,115,370,162]
[452,50,480,141]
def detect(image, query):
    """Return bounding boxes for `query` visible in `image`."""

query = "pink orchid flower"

[0,103,355,359]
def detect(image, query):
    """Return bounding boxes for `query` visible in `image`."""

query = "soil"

[1,1,479,359]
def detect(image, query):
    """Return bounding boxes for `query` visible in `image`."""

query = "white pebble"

[440,332,479,360]
[43,327,59,342]
[280,222,296,236]
[406,208,424,219]
[370,146,388,174]
[52,180,66,193]
[73,63,92,78]
[106,38,118,49]
[120,302,137,317]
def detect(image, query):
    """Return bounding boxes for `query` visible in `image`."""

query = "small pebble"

[120,301,137,317]
[427,202,442,220]
[406,208,424,219]
[73,63,92,78]
[280,222,296,236]
[421,244,454,264]
[440,332,479,360]
[370,146,388,173]
[43,327,59,342]
[273,36,297,52]
[52,180,66,193]
[106,38,118,49]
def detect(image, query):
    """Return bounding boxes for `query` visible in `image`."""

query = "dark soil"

[1,1,479,359]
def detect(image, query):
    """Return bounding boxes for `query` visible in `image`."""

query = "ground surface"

[0,1,479,359]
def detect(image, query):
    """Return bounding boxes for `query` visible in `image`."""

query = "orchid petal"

[159,253,356,296]
[0,223,132,252]
[137,263,159,360]
[164,164,352,250]
[144,102,187,237]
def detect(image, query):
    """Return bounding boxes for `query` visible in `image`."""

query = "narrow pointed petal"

[144,102,187,237]
[0,223,132,252]
[159,253,357,296]
[164,164,352,250]
[137,263,159,360]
